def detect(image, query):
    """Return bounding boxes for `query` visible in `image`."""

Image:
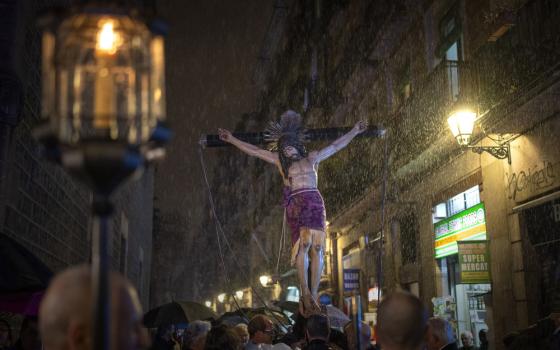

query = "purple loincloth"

[282,187,326,245]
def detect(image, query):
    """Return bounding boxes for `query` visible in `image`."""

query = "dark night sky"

[152,0,274,301]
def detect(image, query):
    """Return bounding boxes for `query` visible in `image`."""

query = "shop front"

[507,115,560,325]
[432,186,491,347]
[520,197,560,318]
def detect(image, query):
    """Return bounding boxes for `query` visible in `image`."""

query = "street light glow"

[236,290,244,299]
[204,300,212,308]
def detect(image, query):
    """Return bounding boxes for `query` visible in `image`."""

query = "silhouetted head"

[248,315,275,345]
[203,324,240,350]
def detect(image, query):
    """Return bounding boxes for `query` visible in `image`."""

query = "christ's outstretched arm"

[218,128,279,165]
[310,120,368,163]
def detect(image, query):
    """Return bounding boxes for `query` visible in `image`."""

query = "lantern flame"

[97,21,118,54]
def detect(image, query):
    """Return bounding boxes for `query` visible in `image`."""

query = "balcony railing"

[390,59,475,167]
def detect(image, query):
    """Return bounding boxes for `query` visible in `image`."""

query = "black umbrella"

[143,301,217,327]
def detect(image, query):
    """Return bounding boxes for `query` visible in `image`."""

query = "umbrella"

[0,233,52,315]
[143,301,217,327]
[275,301,350,328]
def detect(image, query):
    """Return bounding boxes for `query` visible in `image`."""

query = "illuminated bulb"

[204,300,212,308]
[236,290,244,299]
[447,109,476,146]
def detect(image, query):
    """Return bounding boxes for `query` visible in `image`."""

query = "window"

[342,242,361,269]
[437,3,463,100]
[433,185,481,222]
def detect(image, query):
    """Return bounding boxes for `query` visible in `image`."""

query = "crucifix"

[202,110,385,317]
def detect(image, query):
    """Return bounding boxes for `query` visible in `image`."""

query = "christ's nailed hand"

[354,120,368,133]
[218,128,232,142]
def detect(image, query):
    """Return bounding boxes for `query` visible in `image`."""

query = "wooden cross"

[199,126,386,148]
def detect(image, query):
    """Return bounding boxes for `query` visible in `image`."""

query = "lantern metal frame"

[35,3,170,350]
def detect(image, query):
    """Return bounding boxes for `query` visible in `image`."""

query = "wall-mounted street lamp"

[217,293,226,303]
[447,101,511,164]
[36,3,170,350]
[204,300,212,308]
[235,290,244,299]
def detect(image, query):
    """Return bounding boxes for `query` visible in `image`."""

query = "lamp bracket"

[468,141,511,164]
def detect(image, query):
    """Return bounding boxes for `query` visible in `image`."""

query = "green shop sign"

[434,202,487,259]
[458,240,491,284]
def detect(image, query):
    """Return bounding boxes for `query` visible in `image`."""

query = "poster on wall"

[343,268,360,293]
[457,240,491,284]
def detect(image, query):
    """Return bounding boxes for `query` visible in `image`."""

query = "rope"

[197,146,288,326]
[198,146,247,319]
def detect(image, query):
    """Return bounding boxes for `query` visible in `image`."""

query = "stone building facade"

[199,0,559,348]
[0,0,154,307]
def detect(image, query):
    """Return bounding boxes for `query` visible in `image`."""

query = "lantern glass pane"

[52,13,155,145]
[150,36,166,124]
[447,109,476,146]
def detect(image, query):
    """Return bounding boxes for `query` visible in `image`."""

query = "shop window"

[342,243,361,269]
[285,286,300,303]
[433,185,489,348]
[400,213,418,265]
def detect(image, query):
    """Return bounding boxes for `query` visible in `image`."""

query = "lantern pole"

[36,4,169,350]
[92,196,112,350]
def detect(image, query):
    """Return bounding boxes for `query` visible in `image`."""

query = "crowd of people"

[1,265,559,350]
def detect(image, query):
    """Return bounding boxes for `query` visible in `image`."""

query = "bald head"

[376,291,427,350]
[39,265,149,350]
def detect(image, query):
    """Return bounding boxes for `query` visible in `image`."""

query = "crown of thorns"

[263,110,309,152]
